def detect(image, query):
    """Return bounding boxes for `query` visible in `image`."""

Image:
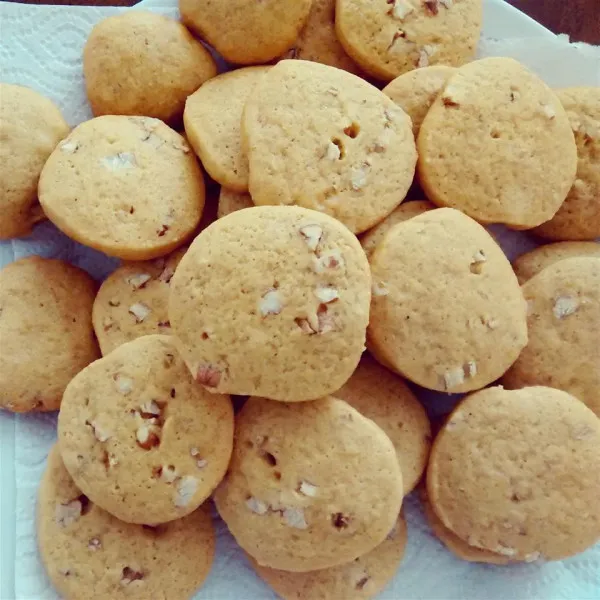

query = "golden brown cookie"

[251,512,407,599]
[383,66,455,136]
[335,353,431,494]
[335,0,482,81]
[243,59,417,234]
[184,67,269,192]
[418,57,578,228]
[0,257,98,413]
[93,249,186,355]
[39,116,205,260]
[169,205,371,401]
[0,84,69,239]
[214,396,403,572]
[532,87,600,240]
[58,335,234,524]
[179,0,312,64]
[217,188,254,219]
[512,241,600,284]
[360,200,435,259]
[427,385,600,561]
[84,11,217,124]
[368,208,527,393]
[38,446,215,600]
[502,257,600,416]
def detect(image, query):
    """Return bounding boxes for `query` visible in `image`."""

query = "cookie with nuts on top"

[242,59,417,234]
[383,65,455,136]
[0,84,69,239]
[532,87,600,241]
[39,115,204,260]
[214,396,403,572]
[418,57,578,228]
[184,67,269,192]
[335,353,431,494]
[368,208,528,393]
[335,0,481,82]
[169,205,371,401]
[503,257,600,416]
[0,256,99,413]
[512,241,600,284]
[38,445,215,600]
[84,11,217,124]
[250,512,407,600]
[179,0,312,64]
[58,335,234,524]
[427,385,600,561]
[93,248,186,355]
[217,188,254,219]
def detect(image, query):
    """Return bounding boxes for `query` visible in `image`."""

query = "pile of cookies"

[0,1,599,599]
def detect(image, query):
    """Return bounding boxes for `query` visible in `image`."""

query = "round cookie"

[58,335,234,524]
[184,67,269,192]
[0,257,98,413]
[418,57,578,228]
[502,257,600,416]
[427,386,600,561]
[169,205,371,401]
[179,0,312,64]
[93,248,186,355]
[335,0,482,82]
[282,0,363,75]
[214,396,403,572]
[38,446,215,600]
[360,200,435,258]
[251,512,407,600]
[0,84,69,239]
[217,188,253,219]
[532,87,600,240]
[334,353,431,494]
[512,241,600,285]
[84,11,217,124]
[383,66,455,136]
[39,116,204,260]
[243,60,417,234]
[368,208,527,393]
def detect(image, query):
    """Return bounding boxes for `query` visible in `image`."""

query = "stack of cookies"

[0,2,599,599]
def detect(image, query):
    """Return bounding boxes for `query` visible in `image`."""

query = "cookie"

[39,116,204,260]
[360,200,435,258]
[38,446,215,600]
[84,11,217,124]
[502,257,600,416]
[335,0,482,81]
[427,385,600,561]
[532,87,600,240]
[0,84,69,239]
[383,65,455,136]
[368,208,527,393]
[214,396,403,572]
[184,67,269,192]
[512,241,600,284]
[179,0,312,64]
[420,487,510,565]
[169,205,371,401]
[282,0,363,75]
[251,512,407,600]
[217,188,253,219]
[92,248,186,355]
[0,257,98,413]
[58,335,234,524]
[243,60,417,234]
[335,353,431,494]
[418,58,578,228]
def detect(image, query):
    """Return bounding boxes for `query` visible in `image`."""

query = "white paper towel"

[0,1,599,598]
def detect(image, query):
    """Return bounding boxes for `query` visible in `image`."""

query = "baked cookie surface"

[217,188,254,219]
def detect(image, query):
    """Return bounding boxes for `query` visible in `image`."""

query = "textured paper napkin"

[0,0,598,598]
